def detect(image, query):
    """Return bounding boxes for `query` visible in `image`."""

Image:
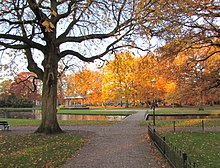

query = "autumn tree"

[133,53,160,106]
[0,79,12,99]
[102,52,136,107]
[164,81,175,100]
[154,0,220,88]
[66,68,102,105]
[145,0,220,108]
[0,0,163,133]
[155,1,220,53]
[102,52,163,107]
[10,72,41,103]
[159,46,220,107]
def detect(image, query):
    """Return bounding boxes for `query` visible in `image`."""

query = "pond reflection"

[0,110,127,121]
[57,114,126,121]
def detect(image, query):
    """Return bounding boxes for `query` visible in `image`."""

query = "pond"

[0,110,127,121]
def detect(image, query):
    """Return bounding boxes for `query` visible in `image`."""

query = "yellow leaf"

[51,10,57,17]
[131,41,135,47]
[42,20,50,27]
[49,22,55,29]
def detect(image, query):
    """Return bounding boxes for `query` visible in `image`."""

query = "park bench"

[0,121,10,130]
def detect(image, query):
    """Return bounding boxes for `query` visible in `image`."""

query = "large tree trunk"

[35,49,63,134]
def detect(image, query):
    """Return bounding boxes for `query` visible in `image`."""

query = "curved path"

[62,110,160,168]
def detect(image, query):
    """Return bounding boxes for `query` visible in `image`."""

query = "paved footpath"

[62,110,161,168]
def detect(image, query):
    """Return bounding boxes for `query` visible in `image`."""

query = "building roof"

[64,93,86,99]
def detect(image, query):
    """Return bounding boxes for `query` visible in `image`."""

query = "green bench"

[0,121,10,130]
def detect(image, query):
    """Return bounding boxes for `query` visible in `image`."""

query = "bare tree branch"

[0,34,46,52]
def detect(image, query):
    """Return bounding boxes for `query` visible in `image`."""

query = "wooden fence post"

[202,120,204,131]
[173,120,176,132]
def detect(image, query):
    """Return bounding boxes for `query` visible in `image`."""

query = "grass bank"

[163,132,220,168]
[0,107,38,112]
[0,107,135,115]
[0,133,84,167]
[152,105,220,114]
[57,109,134,115]
[140,119,220,127]
[0,118,116,126]
[141,106,220,127]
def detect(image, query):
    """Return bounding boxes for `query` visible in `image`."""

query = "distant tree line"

[0,93,34,108]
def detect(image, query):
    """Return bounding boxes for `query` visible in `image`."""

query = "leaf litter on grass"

[0,133,85,167]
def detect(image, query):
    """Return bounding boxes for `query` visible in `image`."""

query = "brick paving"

[62,111,160,168]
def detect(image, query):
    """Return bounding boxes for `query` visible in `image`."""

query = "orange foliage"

[63,48,219,107]
[66,68,102,105]
[10,72,41,101]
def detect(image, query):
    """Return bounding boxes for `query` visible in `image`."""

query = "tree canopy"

[0,0,219,133]
[0,0,162,134]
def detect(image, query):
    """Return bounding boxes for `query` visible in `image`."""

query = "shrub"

[0,94,34,108]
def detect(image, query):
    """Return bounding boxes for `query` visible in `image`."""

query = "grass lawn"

[0,133,84,167]
[140,106,220,127]
[163,132,220,168]
[0,107,38,112]
[0,115,117,167]
[143,106,220,167]
[0,107,135,115]
[152,105,220,114]
[57,109,135,115]
[140,119,220,127]
[0,118,117,126]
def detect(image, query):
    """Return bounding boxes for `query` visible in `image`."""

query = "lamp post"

[151,78,156,126]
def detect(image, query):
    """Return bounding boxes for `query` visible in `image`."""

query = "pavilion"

[64,93,87,108]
